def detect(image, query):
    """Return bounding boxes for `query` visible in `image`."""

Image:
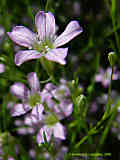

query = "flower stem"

[102,66,113,120]
[39,57,55,81]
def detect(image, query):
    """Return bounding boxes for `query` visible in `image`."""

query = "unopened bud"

[76,94,87,107]
[108,52,116,66]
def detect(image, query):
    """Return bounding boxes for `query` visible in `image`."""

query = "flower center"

[33,38,54,54]
[28,93,41,107]
[44,114,59,126]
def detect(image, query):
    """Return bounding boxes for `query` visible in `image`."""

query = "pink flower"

[10,72,44,117]
[95,67,119,88]
[24,79,73,145]
[8,11,83,66]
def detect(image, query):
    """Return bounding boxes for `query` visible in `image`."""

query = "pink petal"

[15,50,42,66]
[37,126,53,144]
[45,48,68,65]
[37,123,65,144]
[25,105,44,126]
[31,105,44,121]
[7,26,36,48]
[0,63,5,73]
[54,21,83,47]
[35,11,55,40]
[10,103,31,117]
[46,12,56,38]
[10,82,29,99]
[27,72,40,92]
[55,102,73,120]
[24,115,33,126]
[53,122,66,140]
[8,157,15,160]
[102,79,110,88]
[95,74,102,82]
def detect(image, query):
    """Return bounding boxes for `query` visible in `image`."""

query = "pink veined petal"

[35,11,46,40]
[45,97,55,110]
[44,83,56,91]
[37,123,65,144]
[27,72,40,92]
[45,12,55,38]
[10,103,31,117]
[45,48,68,65]
[24,115,33,126]
[31,105,44,123]
[53,122,66,140]
[35,11,55,40]
[7,26,36,48]
[37,126,53,144]
[10,82,29,99]
[55,102,73,120]
[54,21,83,47]
[41,83,56,103]
[15,50,42,66]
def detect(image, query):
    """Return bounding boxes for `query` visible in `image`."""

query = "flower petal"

[45,48,68,65]
[17,127,35,135]
[35,11,55,40]
[7,26,36,48]
[27,72,40,93]
[37,126,53,144]
[36,123,65,145]
[53,122,66,140]
[54,21,83,47]
[55,102,73,120]
[10,103,31,117]
[0,63,5,73]
[15,50,42,66]
[25,105,44,126]
[46,12,56,38]
[31,105,44,122]
[10,82,29,99]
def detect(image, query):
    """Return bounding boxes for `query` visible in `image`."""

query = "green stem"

[96,67,114,151]
[102,66,113,120]
[39,57,55,82]
[97,101,118,151]
[105,0,120,52]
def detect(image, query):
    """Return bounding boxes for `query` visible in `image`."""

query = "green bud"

[72,78,83,96]
[75,94,87,117]
[108,52,117,66]
[76,94,87,108]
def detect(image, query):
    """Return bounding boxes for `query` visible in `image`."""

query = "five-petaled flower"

[8,11,83,66]
[10,72,44,116]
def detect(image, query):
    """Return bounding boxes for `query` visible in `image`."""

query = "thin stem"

[96,67,114,151]
[102,66,113,120]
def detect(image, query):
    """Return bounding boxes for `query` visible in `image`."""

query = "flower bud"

[76,94,87,108]
[75,94,87,117]
[108,52,117,66]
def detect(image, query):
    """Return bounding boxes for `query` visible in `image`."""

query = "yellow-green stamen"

[28,93,41,107]
[33,38,54,54]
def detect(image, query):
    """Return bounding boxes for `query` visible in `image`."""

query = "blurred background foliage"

[0,0,120,159]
